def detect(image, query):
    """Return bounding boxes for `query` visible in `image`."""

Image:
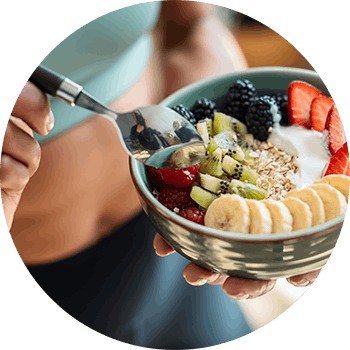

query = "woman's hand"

[136,125,145,133]
[154,233,321,300]
[1,82,54,229]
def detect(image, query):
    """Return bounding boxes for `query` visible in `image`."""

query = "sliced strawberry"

[157,187,197,211]
[147,164,200,188]
[324,142,350,176]
[309,95,334,132]
[325,105,346,155]
[346,163,350,176]
[288,81,322,128]
[179,207,205,225]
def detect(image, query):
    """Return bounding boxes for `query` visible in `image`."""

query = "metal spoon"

[29,65,205,169]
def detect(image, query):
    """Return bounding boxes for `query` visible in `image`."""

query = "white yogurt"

[268,125,330,189]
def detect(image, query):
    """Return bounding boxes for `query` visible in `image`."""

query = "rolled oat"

[253,141,298,200]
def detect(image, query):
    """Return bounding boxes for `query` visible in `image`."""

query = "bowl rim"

[160,66,322,106]
[130,67,345,243]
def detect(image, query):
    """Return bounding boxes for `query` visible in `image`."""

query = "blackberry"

[245,96,278,142]
[225,79,256,123]
[191,98,217,122]
[271,93,289,126]
[171,104,197,125]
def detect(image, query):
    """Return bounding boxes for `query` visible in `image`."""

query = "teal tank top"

[36,2,161,143]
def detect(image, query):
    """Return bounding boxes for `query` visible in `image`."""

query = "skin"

[2,1,320,300]
[2,83,53,229]
[136,125,145,133]
[154,233,321,299]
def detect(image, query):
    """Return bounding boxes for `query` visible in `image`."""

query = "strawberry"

[288,81,322,128]
[147,164,200,188]
[157,187,197,211]
[325,104,346,155]
[345,164,350,176]
[179,207,205,225]
[324,142,350,176]
[309,94,334,132]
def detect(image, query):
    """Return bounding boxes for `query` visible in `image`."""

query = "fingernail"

[288,277,310,287]
[227,292,250,300]
[184,277,207,286]
[46,111,54,133]
[206,272,222,284]
[155,249,171,257]
[47,122,54,133]
[265,281,276,293]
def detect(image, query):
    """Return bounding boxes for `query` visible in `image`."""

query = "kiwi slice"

[166,144,205,168]
[190,186,218,209]
[206,130,237,152]
[239,133,256,167]
[197,118,213,137]
[199,173,230,194]
[196,118,212,145]
[228,179,267,200]
[206,131,246,163]
[199,148,224,177]
[213,112,247,136]
[222,155,258,185]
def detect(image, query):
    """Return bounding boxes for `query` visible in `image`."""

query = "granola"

[251,140,298,200]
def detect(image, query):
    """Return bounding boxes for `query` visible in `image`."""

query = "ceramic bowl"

[130,67,344,280]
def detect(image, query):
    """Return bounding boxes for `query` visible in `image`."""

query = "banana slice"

[281,197,312,231]
[205,194,250,233]
[285,188,325,226]
[309,184,347,222]
[313,175,350,203]
[261,199,293,233]
[246,199,272,234]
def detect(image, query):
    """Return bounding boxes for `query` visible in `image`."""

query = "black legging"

[27,212,252,349]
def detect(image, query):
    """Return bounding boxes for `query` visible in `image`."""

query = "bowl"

[130,67,344,280]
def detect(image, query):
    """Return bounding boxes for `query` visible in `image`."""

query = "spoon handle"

[29,65,83,106]
[29,65,118,121]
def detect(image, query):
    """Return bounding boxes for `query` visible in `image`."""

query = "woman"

[2,1,320,348]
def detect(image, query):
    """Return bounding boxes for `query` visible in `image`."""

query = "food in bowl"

[146,79,349,235]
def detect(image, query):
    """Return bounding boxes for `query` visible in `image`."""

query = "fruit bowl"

[130,67,345,280]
